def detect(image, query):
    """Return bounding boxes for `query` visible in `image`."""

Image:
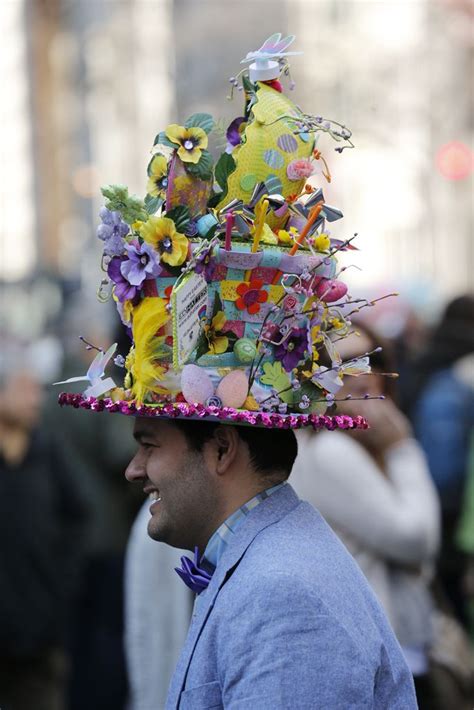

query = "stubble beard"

[147,449,218,551]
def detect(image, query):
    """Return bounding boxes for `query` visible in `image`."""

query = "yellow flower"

[140,216,189,267]
[310,324,323,364]
[277,229,292,245]
[112,294,134,327]
[165,124,208,164]
[329,317,344,330]
[243,394,259,411]
[203,311,229,355]
[123,299,134,324]
[278,226,299,245]
[314,233,331,251]
[110,387,126,402]
[146,154,168,197]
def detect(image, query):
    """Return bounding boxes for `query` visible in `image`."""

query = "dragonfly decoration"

[241,33,302,64]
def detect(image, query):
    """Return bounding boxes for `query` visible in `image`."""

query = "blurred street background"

[0,1,472,709]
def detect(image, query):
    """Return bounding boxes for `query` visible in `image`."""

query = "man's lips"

[143,485,159,496]
[144,486,162,509]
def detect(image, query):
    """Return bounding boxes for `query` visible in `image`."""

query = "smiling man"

[57,33,420,710]
[125,417,417,709]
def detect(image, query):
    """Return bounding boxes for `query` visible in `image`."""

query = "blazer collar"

[166,483,301,709]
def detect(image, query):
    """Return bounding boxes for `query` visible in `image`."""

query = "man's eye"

[144,440,161,449]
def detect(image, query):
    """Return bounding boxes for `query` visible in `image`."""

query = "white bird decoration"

[54,343,117,398]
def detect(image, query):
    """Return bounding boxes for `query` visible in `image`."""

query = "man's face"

[125,418,218,551]
[0,373,42,430]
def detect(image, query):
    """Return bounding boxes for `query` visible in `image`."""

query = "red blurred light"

[435,141,473,181]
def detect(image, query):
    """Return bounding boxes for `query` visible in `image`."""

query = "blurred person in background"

[411,294,474,626]
[125,502,192,710]
[291,324,445,708]
[47,317,142,710]
[0,345,89,710]
[456,430,474,640]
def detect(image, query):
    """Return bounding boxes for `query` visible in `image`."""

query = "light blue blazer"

[166,484,417,709]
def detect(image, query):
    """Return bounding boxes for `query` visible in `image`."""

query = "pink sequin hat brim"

[58,392,369,431]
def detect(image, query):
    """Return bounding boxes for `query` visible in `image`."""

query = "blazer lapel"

[165,484,301,709]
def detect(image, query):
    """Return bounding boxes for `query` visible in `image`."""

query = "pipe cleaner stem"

[313,150,331,183]
[271,201,324,285]
[289,201,324,256]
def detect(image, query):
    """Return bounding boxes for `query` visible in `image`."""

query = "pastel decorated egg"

[181,364,214,405]
[216,370,249,409]
[315,278,348,303]
[234,338,257,364]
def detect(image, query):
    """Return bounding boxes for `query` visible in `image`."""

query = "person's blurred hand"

[339,396,412,453]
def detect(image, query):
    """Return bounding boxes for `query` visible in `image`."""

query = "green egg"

[234,338,257,364]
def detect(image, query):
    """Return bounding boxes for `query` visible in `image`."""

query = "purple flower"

[226,117,246,147]
[274,327,309,372]
[97,207,129,257]
[193,243,216,281]
[185,220,199,237]
[120,242,161,286]
[107,256,138,302]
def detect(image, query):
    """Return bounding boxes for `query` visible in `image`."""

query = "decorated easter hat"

[57,33,379,431]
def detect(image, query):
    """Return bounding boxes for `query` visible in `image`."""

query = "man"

[126,417,418,709]
[57,32,419,709]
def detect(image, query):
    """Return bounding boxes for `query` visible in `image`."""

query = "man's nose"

[125,452,145,482]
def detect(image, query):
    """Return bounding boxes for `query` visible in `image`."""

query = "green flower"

[101,185,147,224]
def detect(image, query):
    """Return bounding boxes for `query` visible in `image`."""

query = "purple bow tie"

[175,546,215,594]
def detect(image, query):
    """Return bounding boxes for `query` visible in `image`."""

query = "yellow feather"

[129,297,170,404]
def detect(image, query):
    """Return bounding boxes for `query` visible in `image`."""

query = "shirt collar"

[202,481,287,570]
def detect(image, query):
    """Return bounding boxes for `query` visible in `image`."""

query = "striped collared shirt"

[202,481,287,570]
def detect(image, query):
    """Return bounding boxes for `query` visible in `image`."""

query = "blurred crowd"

[0,282,473,710]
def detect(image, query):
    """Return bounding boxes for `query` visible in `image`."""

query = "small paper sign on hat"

[171,272,208,369]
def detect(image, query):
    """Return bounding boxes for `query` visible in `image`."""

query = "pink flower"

[287,158,314,181]
[282,294,298,312]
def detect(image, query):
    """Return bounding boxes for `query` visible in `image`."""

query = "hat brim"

[58,392,368,430]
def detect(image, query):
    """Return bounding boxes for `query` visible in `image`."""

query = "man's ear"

[206,425,240,476]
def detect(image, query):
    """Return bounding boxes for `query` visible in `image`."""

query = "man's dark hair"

[173,420,298,482]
